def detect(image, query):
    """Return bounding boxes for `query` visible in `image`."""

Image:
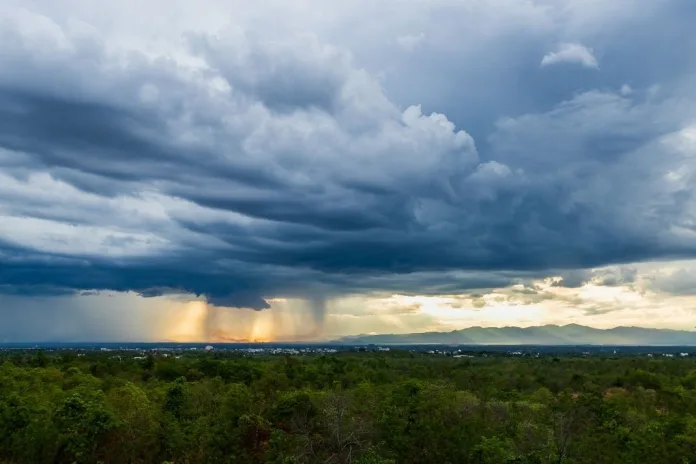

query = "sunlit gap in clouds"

[25,260,696,344]
[162,300,208,342]
[159,298,325,343]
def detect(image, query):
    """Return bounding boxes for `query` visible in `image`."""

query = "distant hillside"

[333,324,696,345]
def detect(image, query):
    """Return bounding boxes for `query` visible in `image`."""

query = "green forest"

[2,349,696,463]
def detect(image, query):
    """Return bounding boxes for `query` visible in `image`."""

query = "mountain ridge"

[332,324,696,345]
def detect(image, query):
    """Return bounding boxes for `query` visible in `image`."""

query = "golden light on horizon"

[576,284,643,303]
[148,278,696,344]
[109,275,696,344]
[249,311,275,342]
[163,300,208,342]
[158,300,285,343]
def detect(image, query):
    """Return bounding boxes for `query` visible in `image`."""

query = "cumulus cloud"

[541,43,599,68]
[1,0,696,338]
[0,10,485,308]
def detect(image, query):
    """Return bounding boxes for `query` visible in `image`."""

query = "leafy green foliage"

[0,351,695,462]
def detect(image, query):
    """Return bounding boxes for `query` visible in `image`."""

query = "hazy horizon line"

[4,322,696,344]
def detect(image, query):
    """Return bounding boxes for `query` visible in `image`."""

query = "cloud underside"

[1,0,696,310]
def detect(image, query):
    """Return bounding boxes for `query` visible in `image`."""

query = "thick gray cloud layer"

[1,0,696,309]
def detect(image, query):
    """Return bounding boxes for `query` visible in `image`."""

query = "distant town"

[1,342,695,359]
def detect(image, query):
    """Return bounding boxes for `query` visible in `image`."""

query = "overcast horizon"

[2,0,696,342]
[6,320,696,346]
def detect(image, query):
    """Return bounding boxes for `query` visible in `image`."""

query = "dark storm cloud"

[1,0,696,310]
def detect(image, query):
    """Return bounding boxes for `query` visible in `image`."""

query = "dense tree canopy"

[1,349,696,463]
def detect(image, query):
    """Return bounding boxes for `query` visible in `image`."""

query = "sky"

[1,0,696,342]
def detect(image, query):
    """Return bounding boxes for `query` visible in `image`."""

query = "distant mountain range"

[333,324,696,345]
